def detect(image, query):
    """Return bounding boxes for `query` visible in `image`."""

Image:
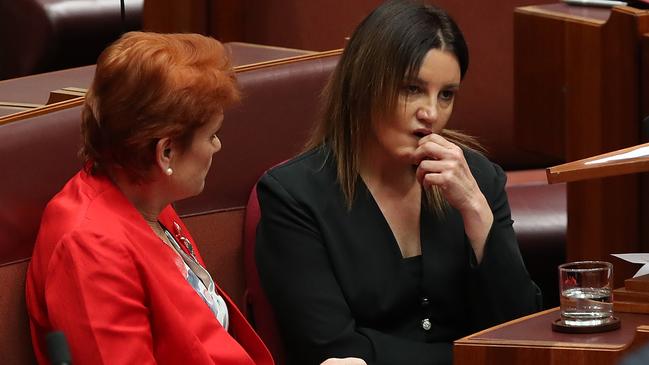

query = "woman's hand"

[320,358,368,365]
[412,133,493,263]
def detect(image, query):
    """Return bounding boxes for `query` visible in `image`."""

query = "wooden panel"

[514,11,567,160]
[181,208,247,311]
[640,34,649,252]
[566,7,649,285]
[209,0,245,41]
[514,5,649,287]
[142,0,209,34]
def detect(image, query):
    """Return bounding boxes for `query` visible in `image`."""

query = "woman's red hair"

[80,31,240,181]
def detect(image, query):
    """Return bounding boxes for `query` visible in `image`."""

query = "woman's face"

[170,112,224,199]
[369,49,461,164]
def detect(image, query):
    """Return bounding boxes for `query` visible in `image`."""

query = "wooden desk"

[0,42,313,106]
[0,42,314,123]
[454,308,649,365]
[514,4,649,284]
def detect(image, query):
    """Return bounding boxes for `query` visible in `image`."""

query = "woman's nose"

[416,102,438,122]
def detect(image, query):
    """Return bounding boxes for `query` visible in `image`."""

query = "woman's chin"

[193,183,206,197]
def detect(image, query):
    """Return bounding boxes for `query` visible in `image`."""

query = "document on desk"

[585,146,649,165]
[563,0,627,6]
[611,253,649,277]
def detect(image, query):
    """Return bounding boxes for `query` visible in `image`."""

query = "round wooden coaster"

[551,317,621,333]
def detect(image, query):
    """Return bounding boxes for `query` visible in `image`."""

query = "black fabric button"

[421,297,430,307]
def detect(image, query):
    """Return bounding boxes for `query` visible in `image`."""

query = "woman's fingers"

[418,132,456,148]
[416,159,456,188]
[412,133,463,165]
[414,135,481,212]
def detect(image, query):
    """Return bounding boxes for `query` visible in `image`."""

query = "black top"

[256,146,541,365]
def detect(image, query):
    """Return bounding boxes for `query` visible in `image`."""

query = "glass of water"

[559,261,614,327]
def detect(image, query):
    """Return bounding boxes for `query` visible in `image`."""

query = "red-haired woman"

[26,32,273,365]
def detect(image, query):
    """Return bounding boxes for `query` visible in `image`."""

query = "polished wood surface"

[454,308,649,365]
[514,4,649,284]
[614,275,649,314]
[547,141,649,183]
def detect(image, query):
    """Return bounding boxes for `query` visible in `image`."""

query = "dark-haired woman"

[255,1,541,365]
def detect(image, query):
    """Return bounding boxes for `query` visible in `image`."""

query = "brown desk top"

[0,42,313,106]
[0,66,96,106]
[456,307,649,350]
[516,3,612,24]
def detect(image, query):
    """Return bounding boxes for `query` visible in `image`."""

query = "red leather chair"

[0,0,143,80]
[243,185,286,365]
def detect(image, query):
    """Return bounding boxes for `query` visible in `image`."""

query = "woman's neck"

[107,167,170,225]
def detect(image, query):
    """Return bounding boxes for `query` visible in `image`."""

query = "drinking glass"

[558,261,614,327]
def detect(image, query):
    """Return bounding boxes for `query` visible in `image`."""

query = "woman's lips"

[413,129,432,139]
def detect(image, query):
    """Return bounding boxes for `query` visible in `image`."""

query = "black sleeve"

[468,162,542,330]
[255,172,453,365]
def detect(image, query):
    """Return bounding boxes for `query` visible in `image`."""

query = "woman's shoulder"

[258,147,339,203]
[263,147,335,185]
[463,147,501,172]
[38,171,146,251]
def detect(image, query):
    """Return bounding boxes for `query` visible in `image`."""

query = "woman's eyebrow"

[409,77,461,89]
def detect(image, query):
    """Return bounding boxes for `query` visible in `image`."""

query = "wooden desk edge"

[455,338,625,351]
[515,4,649,26]
[0,98,84,126]
[455,307,649,352]
[546,141,649,183]
[234,49,342,73]
[514,5,607,25]
[226,41,318,54]
[455,308,558,343]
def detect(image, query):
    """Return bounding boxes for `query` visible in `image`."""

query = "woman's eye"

[404,85,421,95]
[439,89,455,102]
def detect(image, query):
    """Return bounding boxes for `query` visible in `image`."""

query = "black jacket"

[256,146,541,365]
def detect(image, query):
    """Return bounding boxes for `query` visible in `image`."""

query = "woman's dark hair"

[307,0,476,209]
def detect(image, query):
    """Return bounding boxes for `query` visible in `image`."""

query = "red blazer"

[26,170,274,365]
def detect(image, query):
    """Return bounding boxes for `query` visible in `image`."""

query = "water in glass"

[560,287,613,326]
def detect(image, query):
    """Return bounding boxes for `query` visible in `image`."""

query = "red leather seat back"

[0,105,82,365]
[0,0,143,80]
[243,184,285,365]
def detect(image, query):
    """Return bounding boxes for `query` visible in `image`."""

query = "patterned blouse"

[163,226,229,329]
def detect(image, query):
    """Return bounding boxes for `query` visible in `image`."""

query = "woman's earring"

[165,167,173,176]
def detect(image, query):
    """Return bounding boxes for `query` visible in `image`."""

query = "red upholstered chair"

[0,0,143,80]
[243,184,285,365]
